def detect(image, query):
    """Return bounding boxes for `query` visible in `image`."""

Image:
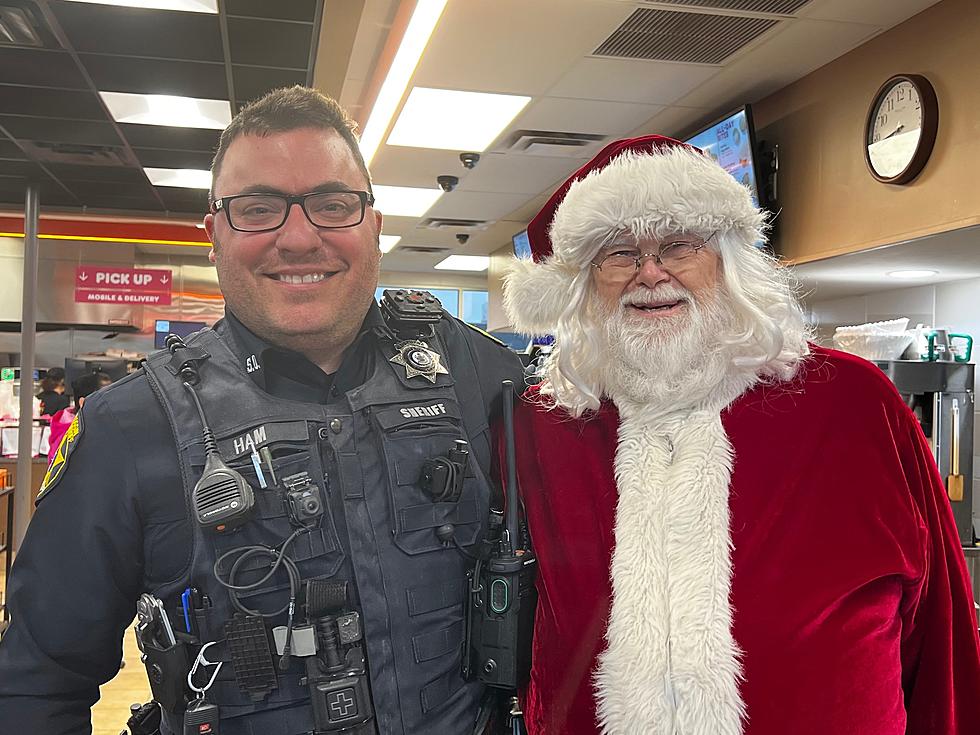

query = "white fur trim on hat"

[551,145,764,267]
[503,145,765,335]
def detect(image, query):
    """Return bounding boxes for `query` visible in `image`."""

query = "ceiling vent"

[401,246,453,255]
[418,217,491,231]
[638,0,811,13]
[0,1,58,48]
[594,7,778,64]
[20,141,137,167]
[502,129,606,156]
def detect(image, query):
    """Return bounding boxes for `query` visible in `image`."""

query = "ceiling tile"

[425,191,532,222]
[157,187,210,213]
[1,116,122,146]
[45,163,145,184]
[0,160,48,178]
[74,190,163,211]
[0,140,28,160]
[232,66,307,107]
[413,0,634,96]
[81,54,228,99]
[63,179,157,199]
[798,0,942,25]
[227,17,312,68]
[547,56,720,105]
[0,48,88,89]
[456,153,585,196]
[225,0,317,22]
[0,177,77,207]
[514,97,664,138]
[51,2,223,62]
[135,147,213,169]
[0,86,105,120]
[119,123,220,152]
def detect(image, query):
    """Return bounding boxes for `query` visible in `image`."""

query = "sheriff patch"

[37,412,84,504]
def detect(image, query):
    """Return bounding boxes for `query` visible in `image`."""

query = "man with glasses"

[0,86,523,735]
[501,135,980,734]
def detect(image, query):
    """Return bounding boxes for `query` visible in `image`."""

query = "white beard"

[592,284,756,418]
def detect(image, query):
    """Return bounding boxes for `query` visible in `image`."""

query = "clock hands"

[882,123,906,141]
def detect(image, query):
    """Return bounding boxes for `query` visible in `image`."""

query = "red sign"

[74,266,173,305]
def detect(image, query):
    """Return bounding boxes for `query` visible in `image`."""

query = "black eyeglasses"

[211,190,375,233]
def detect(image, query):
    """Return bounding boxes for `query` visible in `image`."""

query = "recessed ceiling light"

[372,185,442,217]
[434,255,489,271]
[380,235,401,253]
[100,91,230,129]
[64,0,218,13]
[887,269,939,279]
[359,0,448,165]
[144,167,211,189]
[388,88,531,151]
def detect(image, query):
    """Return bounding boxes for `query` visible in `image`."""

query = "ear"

[203,212,217,264]
[503,258,580,336]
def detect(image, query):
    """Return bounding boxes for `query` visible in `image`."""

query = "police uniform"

[0,302,524,735]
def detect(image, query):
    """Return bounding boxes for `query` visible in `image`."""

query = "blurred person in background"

[502,135,980,735]
[47,371,113,465]
[36,366,70,417]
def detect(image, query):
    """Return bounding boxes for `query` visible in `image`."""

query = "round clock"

[865,74,938,184]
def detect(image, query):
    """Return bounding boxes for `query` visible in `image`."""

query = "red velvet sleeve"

[894,401,980,733]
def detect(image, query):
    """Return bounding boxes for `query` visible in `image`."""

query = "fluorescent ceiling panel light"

[388,88,531,151]
[434,255,489,271]
[359,0,448,165]
[372,185,442,217]
[100,91,230,129]
[144,167,211,189]
[63,0,218,12]
[380,235,401,253]
[887,269,938,279]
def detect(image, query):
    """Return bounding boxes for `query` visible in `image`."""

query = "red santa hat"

[504,134,766,335]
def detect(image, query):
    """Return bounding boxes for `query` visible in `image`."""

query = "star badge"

[389,340,449,383]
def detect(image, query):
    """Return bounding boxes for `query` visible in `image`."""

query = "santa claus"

[503,135,980,735]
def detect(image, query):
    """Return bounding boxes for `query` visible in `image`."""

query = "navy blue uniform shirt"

[0,305,522,734]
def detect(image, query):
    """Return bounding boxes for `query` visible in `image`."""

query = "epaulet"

[456,319,506,347]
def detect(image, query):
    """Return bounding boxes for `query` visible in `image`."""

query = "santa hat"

[504,134,766,335]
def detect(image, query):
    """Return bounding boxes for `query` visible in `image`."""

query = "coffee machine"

[874,360,975,546]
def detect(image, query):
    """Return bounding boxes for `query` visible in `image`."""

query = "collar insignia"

[389,340,449,383]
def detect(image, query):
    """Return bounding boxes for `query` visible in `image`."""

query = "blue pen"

[181,588,193,633]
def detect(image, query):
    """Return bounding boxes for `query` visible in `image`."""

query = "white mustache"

[619,285,692,307]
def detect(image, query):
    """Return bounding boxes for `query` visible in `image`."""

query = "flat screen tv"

[154,319,207,349]
[64,356,129,388]
[512,229,532,260]
[684,106,762,210]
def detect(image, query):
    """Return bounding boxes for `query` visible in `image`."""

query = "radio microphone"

[166,334,255,533]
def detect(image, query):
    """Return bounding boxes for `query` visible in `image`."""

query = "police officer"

[0,86,524,735]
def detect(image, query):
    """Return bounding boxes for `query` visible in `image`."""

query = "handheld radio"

[463,380,537,689]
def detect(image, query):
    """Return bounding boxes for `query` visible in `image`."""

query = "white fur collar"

[595,408,745,735]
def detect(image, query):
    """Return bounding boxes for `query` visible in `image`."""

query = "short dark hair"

[46,367,66,382]
[210,86,370,200]
[72,371,112,409]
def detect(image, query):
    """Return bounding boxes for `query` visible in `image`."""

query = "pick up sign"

[74,266,173,305]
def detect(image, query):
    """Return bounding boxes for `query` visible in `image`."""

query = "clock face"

[865,75,938,184]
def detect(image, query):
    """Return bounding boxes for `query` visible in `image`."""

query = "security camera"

[456,233,470,245]
[437,175,459,192]
[459,152,481,169]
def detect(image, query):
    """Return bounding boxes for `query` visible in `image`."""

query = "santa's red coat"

[512,346,980,734]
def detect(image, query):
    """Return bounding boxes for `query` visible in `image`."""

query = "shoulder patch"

[37,411,84,504]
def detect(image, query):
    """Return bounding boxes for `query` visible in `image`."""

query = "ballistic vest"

[141,319,494,735]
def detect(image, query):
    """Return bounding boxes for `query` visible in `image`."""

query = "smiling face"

[204,127,382,364]
[591,232,722,328]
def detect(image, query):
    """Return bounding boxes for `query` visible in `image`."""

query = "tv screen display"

[512,229,532,260]
[684,106,761,209]
[154,319,207,349]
